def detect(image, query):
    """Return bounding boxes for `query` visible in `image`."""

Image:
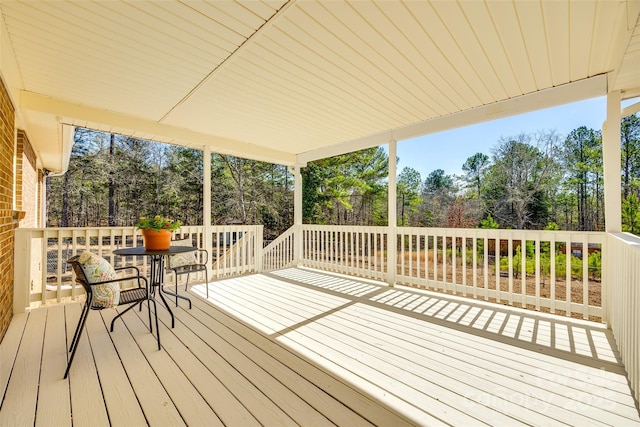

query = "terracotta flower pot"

[141,229,172,250]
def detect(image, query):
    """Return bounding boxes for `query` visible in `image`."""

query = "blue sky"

[395,96,608,179]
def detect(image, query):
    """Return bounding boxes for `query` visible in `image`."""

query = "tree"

[461,152,490,197]
[483,131,561,229]
[302,147,388,225]
[563,127,603,230]
[480,214,499,229]
[47,128,294,237]
[397,167,422,226]
[419,169,457,226]
[165,146,204,225]
[108,133,116,226]
[621,114,640,199]
[446,197,477,228]
[622,193,640,234]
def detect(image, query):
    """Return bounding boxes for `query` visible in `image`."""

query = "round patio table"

[113,246,196,328]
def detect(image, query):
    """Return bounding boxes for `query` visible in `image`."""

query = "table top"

[113,246,196,256]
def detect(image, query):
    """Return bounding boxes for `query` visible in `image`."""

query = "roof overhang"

[0,0,638,173]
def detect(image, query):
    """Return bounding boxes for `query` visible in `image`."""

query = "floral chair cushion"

[168,239,196,268]
[77,251,120,308]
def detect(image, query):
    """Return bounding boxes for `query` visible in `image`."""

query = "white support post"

[13,230,31,313]
[203,146,213,280]
[293,164,303,265]
[601,90,622,326]
[255,224,264,272]
[387,140,397,287]
[40,172,47,227]
[603,91,622,233]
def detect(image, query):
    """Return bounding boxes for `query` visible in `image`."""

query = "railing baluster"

[508,234,513,305]
[582,236,589,320]
[521,239,527,308]
[483,232,489,301]
[549,235,556,313]
[434,234,439,290]
[564,236,571,317]
[461,234,466,296]
[452,234,457,293]
[495,235,501,304]
[472,235,478,298]
[535,237,541,311]
[56,229,63,302]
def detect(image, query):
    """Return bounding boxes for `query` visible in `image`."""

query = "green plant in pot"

[136,215,182,250]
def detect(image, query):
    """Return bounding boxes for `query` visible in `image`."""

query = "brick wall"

[0,78,16,341]
[17,129,40,227]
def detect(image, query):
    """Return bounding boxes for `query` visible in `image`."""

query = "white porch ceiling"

[0,0,639,172]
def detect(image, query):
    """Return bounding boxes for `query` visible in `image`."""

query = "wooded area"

[47,115,640,237]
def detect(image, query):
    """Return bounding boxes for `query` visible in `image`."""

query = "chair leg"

[162,273,191,309]
[147,297,153,334]
[110,302,141,332]
[68,302,88,352]
[175,275,179,307]
[185,273,192,309]
[205,269,209,299]
[64,305,91,379]
[148,297,161,350]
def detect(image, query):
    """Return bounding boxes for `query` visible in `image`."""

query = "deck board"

[147,305,264,427]
[36,304,71,427]
[122,302,224,427]
[1,267,639,426]
[85,308,147,426]
[0,312,27,401]
[107,306,185,426]
[152,299,334,427]
[187,289,407,427]
[66,303,110,427]
[0,308,45,426]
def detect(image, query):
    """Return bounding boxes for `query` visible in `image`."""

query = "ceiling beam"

[160,0,297,123]
[297,75,608,164]
[622,100,640,117]
[19,91,296,165]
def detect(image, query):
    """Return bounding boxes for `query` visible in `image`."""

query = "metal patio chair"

[64,252,160,379]
[166,238,209,306]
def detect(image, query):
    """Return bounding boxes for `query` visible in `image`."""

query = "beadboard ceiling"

[0,0,639,172]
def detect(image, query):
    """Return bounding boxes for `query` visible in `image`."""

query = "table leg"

[160,276,192,309]
[150,255,175,328]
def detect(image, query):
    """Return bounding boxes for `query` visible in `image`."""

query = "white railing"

[604,232,640,403]
[13,225,263,311]
[396,228,605,320]
[13,223,608,322]
[296,225,605,321]
[210,226,263,278]
[300,225,388,281]
[262,225,296,271]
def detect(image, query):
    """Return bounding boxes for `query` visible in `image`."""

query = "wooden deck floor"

[1,267,639,426]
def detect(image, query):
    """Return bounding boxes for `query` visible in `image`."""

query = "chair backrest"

[66,252,121,308]
[66,254,91,294]
[168,239,197,268]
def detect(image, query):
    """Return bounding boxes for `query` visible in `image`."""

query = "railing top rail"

[265,225,295,247]
[301,224,388,232]
[296,225,607,244]
[397,226,606,238]
[608,232,640,249]
[16,225,263,233]
[16,227,138,232]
